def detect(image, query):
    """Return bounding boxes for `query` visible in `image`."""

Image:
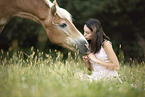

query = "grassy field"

[0,49,145,97]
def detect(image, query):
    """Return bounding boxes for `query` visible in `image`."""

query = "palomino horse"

[0,0,90,55]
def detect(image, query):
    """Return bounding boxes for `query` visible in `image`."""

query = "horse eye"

[60,23,67,28]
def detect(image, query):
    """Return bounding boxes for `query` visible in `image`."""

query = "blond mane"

[43,0,72,22]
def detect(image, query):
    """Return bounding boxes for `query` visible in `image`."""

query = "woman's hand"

[82,55,89,62]
[82,55,93,71]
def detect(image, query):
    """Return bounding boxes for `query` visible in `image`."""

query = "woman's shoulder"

[102,40,114,53]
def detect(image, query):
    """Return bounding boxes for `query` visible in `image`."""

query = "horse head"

[43,1,90,55]
[0,0,90,55]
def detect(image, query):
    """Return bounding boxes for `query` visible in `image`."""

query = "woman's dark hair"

[85,19,110,53]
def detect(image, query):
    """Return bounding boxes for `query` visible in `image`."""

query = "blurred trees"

[0,0,145,62]
[0,18,41,49]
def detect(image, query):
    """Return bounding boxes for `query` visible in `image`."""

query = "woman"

[82,19,122,82]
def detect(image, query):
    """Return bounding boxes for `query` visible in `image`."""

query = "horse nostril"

[75,40,90,54]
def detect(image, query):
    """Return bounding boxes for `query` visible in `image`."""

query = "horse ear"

[51,5,57,16]
[53,0,59,6]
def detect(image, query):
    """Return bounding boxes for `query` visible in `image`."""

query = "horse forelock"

[56,7,72,22]
[42,0,72,22]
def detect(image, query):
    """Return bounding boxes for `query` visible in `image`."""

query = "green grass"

[0,49,145,97]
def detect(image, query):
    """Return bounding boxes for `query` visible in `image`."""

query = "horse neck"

[14,0,50,24]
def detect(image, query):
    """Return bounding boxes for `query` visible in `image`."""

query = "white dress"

[83,41,122,82]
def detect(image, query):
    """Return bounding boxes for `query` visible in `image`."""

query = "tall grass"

[0,48,144,97]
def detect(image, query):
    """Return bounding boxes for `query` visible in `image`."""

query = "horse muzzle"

[75,39,90,55]
[65,37,90,55]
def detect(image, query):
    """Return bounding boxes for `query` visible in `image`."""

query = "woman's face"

[83,25,93,40]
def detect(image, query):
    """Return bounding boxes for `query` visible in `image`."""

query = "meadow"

[0,48,144,97]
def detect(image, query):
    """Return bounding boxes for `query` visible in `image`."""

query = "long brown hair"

[85,19,110,53]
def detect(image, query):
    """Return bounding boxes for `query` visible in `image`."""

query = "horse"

[0,0,90,55]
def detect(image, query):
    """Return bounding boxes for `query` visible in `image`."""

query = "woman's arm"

[88,41,120,71]
[82,56,93,71]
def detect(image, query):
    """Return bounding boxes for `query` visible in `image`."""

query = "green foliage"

[0,49,145,97]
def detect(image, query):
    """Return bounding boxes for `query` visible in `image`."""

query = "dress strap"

[102,40,112,46]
